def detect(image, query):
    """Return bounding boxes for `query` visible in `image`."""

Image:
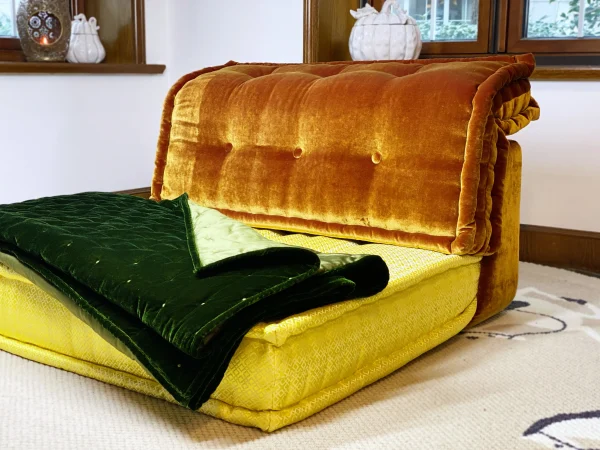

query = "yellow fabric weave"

[0,231,481,431]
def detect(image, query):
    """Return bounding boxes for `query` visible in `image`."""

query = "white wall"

[166,0,304,84]
[0,0,169,204]
[518,81,600,232]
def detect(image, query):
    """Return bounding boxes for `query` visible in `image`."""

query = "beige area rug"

[1,262,599,450]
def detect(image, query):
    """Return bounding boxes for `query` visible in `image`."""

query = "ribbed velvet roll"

[471,139,523,325]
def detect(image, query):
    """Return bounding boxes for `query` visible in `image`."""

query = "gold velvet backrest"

[152,56,539,256]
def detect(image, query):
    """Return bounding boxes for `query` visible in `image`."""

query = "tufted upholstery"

[152,55,539,258]
[150,55,540,325]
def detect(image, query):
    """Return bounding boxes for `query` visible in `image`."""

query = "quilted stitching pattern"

[0,193,319,353]
[155,57,539,258]
[0,192,388,409]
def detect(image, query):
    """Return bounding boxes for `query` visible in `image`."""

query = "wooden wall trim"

[70,0,85,15]
[133,0,146,64]
[116,187,152,199]
[77,0,146,64]
[304,0,317,63]
[531,66,600,81]
[0,62,165,74]
[303,0,361,63]
[519,225,600,275]
[117,186,600,276]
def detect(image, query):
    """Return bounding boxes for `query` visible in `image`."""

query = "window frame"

[371,0,600,58]
[506,0,600,54]
[0,40,23,61]
[0,0,20,59]
[371,0,494,54]
[422,0,494,54]
[305,0,600,78]
[0,37,20,50]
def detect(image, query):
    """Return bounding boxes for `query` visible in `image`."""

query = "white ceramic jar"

[349,0,422,61]
[66,14,106,64]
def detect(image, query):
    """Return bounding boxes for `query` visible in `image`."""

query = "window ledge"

[3,62,596,80]
[0,62,166,74]
[532,66,600,81]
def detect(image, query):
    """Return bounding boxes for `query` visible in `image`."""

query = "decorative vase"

[349,0,422,61]
[66,14,106,64]
[16,0,71,62]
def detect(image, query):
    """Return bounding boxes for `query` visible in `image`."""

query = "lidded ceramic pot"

[66,13,106,64]
[349,0,422,61]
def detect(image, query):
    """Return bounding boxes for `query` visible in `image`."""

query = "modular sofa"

[0,55,539,431]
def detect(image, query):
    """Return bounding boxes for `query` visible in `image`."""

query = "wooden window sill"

[0,62,166,74]
[3,62,596,80]
[531,66,600,81]
[421,55,600,80]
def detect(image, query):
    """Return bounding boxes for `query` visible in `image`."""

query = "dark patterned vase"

[17,0,71,62]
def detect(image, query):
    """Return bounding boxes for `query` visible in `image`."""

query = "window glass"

[403,0,479,41]
[0,0,18,37]
[527,0,600,38]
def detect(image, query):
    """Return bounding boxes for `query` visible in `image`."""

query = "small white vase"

[349,0,422,61]
[67,14,106,64]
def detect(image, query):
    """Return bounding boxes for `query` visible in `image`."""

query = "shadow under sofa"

[0,55,539,432]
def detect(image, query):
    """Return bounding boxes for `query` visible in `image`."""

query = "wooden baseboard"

[116,187,152,199]
[519,224,600,274]
[116,188,600,274]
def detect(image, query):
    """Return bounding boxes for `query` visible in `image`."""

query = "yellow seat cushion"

[0,231,480,431]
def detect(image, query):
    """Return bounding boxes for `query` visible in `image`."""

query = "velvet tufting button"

[293,147,303,159]
[371,152,383,165]
[225,143,233,153]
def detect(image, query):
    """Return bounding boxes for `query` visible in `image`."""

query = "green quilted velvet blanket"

[0,193,389,409]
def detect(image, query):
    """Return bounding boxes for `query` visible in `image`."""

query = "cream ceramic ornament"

[349,0,422,61]
[66,14,106,64]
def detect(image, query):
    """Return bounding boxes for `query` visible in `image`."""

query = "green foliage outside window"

[528,0,600,37]
[416,19,478,40]
[0,12,12,36]
[414,0,599,41]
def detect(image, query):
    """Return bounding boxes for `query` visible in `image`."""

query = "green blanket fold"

[0,192,389,409]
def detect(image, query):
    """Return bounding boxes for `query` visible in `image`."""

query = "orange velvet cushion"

[152,55,539,255]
